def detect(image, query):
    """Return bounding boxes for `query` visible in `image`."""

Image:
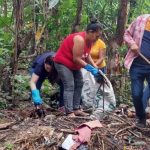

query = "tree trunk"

[8,0,24,104]
[3,0,7,17]
[12,0,24,74]
[107,0,129,75]
[115,0,129,46]
[42,0,49,52]
[71,0,83,33]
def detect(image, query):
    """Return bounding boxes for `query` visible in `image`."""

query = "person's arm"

[72,35,88,67]
[29,72,43,105]
[86,54,98,68]
[30,73,39,90]
[72,35,99,76]
[124,19,139,53]
[95,48,106,66]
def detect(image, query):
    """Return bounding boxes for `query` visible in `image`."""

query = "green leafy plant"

[13,75,30,96]
[0,100,7,109]
[42,80,58,96]
[4,143,14,150]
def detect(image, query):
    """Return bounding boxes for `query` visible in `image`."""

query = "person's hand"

[84,64,99,76]
[84,64,104,82]
[93,64,98,68]
[94,72,103,83]
[130,43,139,54]
[31,89,43,106]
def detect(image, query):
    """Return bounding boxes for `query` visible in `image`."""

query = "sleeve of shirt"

[124,19,137,47]
[33,65,43,76]
[98,39,106,49]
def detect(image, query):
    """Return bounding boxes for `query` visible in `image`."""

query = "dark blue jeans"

[130,61,150,120]
[142,85,150,110]
[58,80,64,107]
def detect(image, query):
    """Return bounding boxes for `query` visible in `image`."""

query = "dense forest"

[0,0,150,150]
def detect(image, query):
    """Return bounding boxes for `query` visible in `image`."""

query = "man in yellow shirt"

[90,38,106,73]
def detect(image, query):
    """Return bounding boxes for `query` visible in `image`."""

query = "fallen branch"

[0,122,15,130]
[100,135,121,150]
[18,51,37,60]
[102,139,105,150]
[59,129,77,134]
[114,125,135,138]
[0,134,7,141]
[128,129,140,138]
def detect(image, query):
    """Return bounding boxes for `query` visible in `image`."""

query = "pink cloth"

[71,126,91,150]
[74,126,92,143]
[124,14,150,70]
[71,120,103,149]
[82,120,103,129]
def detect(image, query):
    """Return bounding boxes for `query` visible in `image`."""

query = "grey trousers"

[54,62,83,114]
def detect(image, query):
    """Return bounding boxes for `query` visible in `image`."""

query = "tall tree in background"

[107,0,129,75]
[71,0,83,33]
[12,0,24,75]
[11,0,24,103]
[115,0,129,46]
[3,0,7,17]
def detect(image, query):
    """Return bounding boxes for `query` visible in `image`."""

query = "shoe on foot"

[74,110,89,116]
[136,118,146,128]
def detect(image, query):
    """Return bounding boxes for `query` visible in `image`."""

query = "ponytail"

[86,17,102,32]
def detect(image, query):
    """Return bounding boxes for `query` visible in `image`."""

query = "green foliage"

[0,16,11,28]
[42,80,58,96]
[0,47,12,65]
[4,143,14,150]
[13,75,30,96]
[83,0,119,41]
[0,100,7,109]
[0,9,13,65]
[47,0,78,50]
[128,0,150,23]
[133,0,150,16]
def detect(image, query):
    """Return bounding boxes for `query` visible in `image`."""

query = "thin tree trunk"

[71,0,83,33]
[115,0,129,46]
[3,0,7,17]
[12,0,24,74]
[10,0,24,104]
[3,0,7,32]
[107,0,129,75]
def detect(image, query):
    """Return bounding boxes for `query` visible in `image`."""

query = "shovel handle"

[139,52,150,65]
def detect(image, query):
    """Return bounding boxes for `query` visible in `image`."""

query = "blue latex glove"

[84,64,99,76]
[84,64,103,82]
[31,89,43,106]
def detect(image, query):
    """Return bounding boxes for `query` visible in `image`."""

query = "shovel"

[139,52,150,65]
